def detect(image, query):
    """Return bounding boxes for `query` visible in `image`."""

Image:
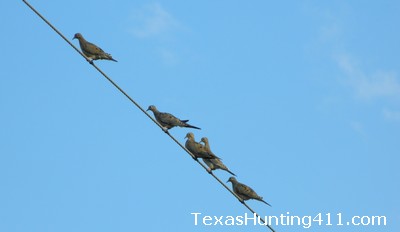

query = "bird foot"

[88,59,94,64]
[239,199,245,204]
[207,168,212,174]
[161,127,169,133]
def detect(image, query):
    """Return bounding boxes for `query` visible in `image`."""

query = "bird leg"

[161,126,169,133]
[207,168,212,174]
[83,54,94,64]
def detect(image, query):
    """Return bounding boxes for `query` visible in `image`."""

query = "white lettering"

[280,213,287,225]
[225,216,235,225]
[214,216,223,225]
[268,215,279,226]
[352,216,360,225]
[191,213,201,226]
[302,216,311,229]
[361,216,370,225]
[257,216,266,225]
[203,216,212,225]
[244,213,257,225]
[236,215,243,225]
[372,216,387,225]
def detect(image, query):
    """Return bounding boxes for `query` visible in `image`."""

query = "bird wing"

[158,112,180,127]
[211,158,227,170]
[80,40,106,59]
[237,183,258,199]
[203,158,215,170]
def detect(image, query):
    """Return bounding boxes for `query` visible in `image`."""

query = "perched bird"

[72,33,117,63]
[227,177,271,206]
[200,137,236,176]
[185,132,220,160]
[147,105,200,132]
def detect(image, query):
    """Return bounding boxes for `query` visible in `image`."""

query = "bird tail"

[226,169,236,176]
[106,53,118,62]
[185,123,201,130]
[260,198,272,207]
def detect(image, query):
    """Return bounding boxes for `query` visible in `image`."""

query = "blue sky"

[1,1,399,231]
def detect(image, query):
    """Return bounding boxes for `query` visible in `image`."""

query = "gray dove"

[147,105,200,132]
[227,177,271,206]
[201,137,236,176]
[73,33,117,63]
[185,132,220,160]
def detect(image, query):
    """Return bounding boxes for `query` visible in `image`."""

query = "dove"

[185,132,220,160]
[73,33,117,63]
[200,137,236,176]
[227,177,271,206]
[147,105,201,132]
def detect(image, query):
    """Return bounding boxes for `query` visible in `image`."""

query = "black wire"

[22,1,276,231]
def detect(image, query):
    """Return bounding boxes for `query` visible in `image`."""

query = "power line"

[22,1,276,231]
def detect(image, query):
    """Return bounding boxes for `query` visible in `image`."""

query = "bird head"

[227,177,237,183]
[200,137,209,144]
[73,33,83,40]
[185,132,194,140]
[147,105,156,112]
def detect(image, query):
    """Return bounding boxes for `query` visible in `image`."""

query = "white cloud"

[383,108,400,122]
[130,3,179,38]
[128,3,183,66]
[350,121,367,137]
[336,53,400,101]
[159,48,179,66]
[319,22,342,43]
[311,6,400,123]
[309,6,400,101]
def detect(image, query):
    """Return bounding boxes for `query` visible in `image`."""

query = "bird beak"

[72,36,76,40]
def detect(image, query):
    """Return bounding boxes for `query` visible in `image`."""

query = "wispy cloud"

[310,5,400,124]
[159,48,179,66]
[383,108,400,122]
[129,3,179,38]
[308,4,400,101]
[335,53,400,123]
[128,3,183,66]
[319,23,341,43]
[350,120,367,137]
[335,53,400,101]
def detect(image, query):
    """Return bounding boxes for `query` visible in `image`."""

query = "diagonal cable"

[22,1,276,231]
